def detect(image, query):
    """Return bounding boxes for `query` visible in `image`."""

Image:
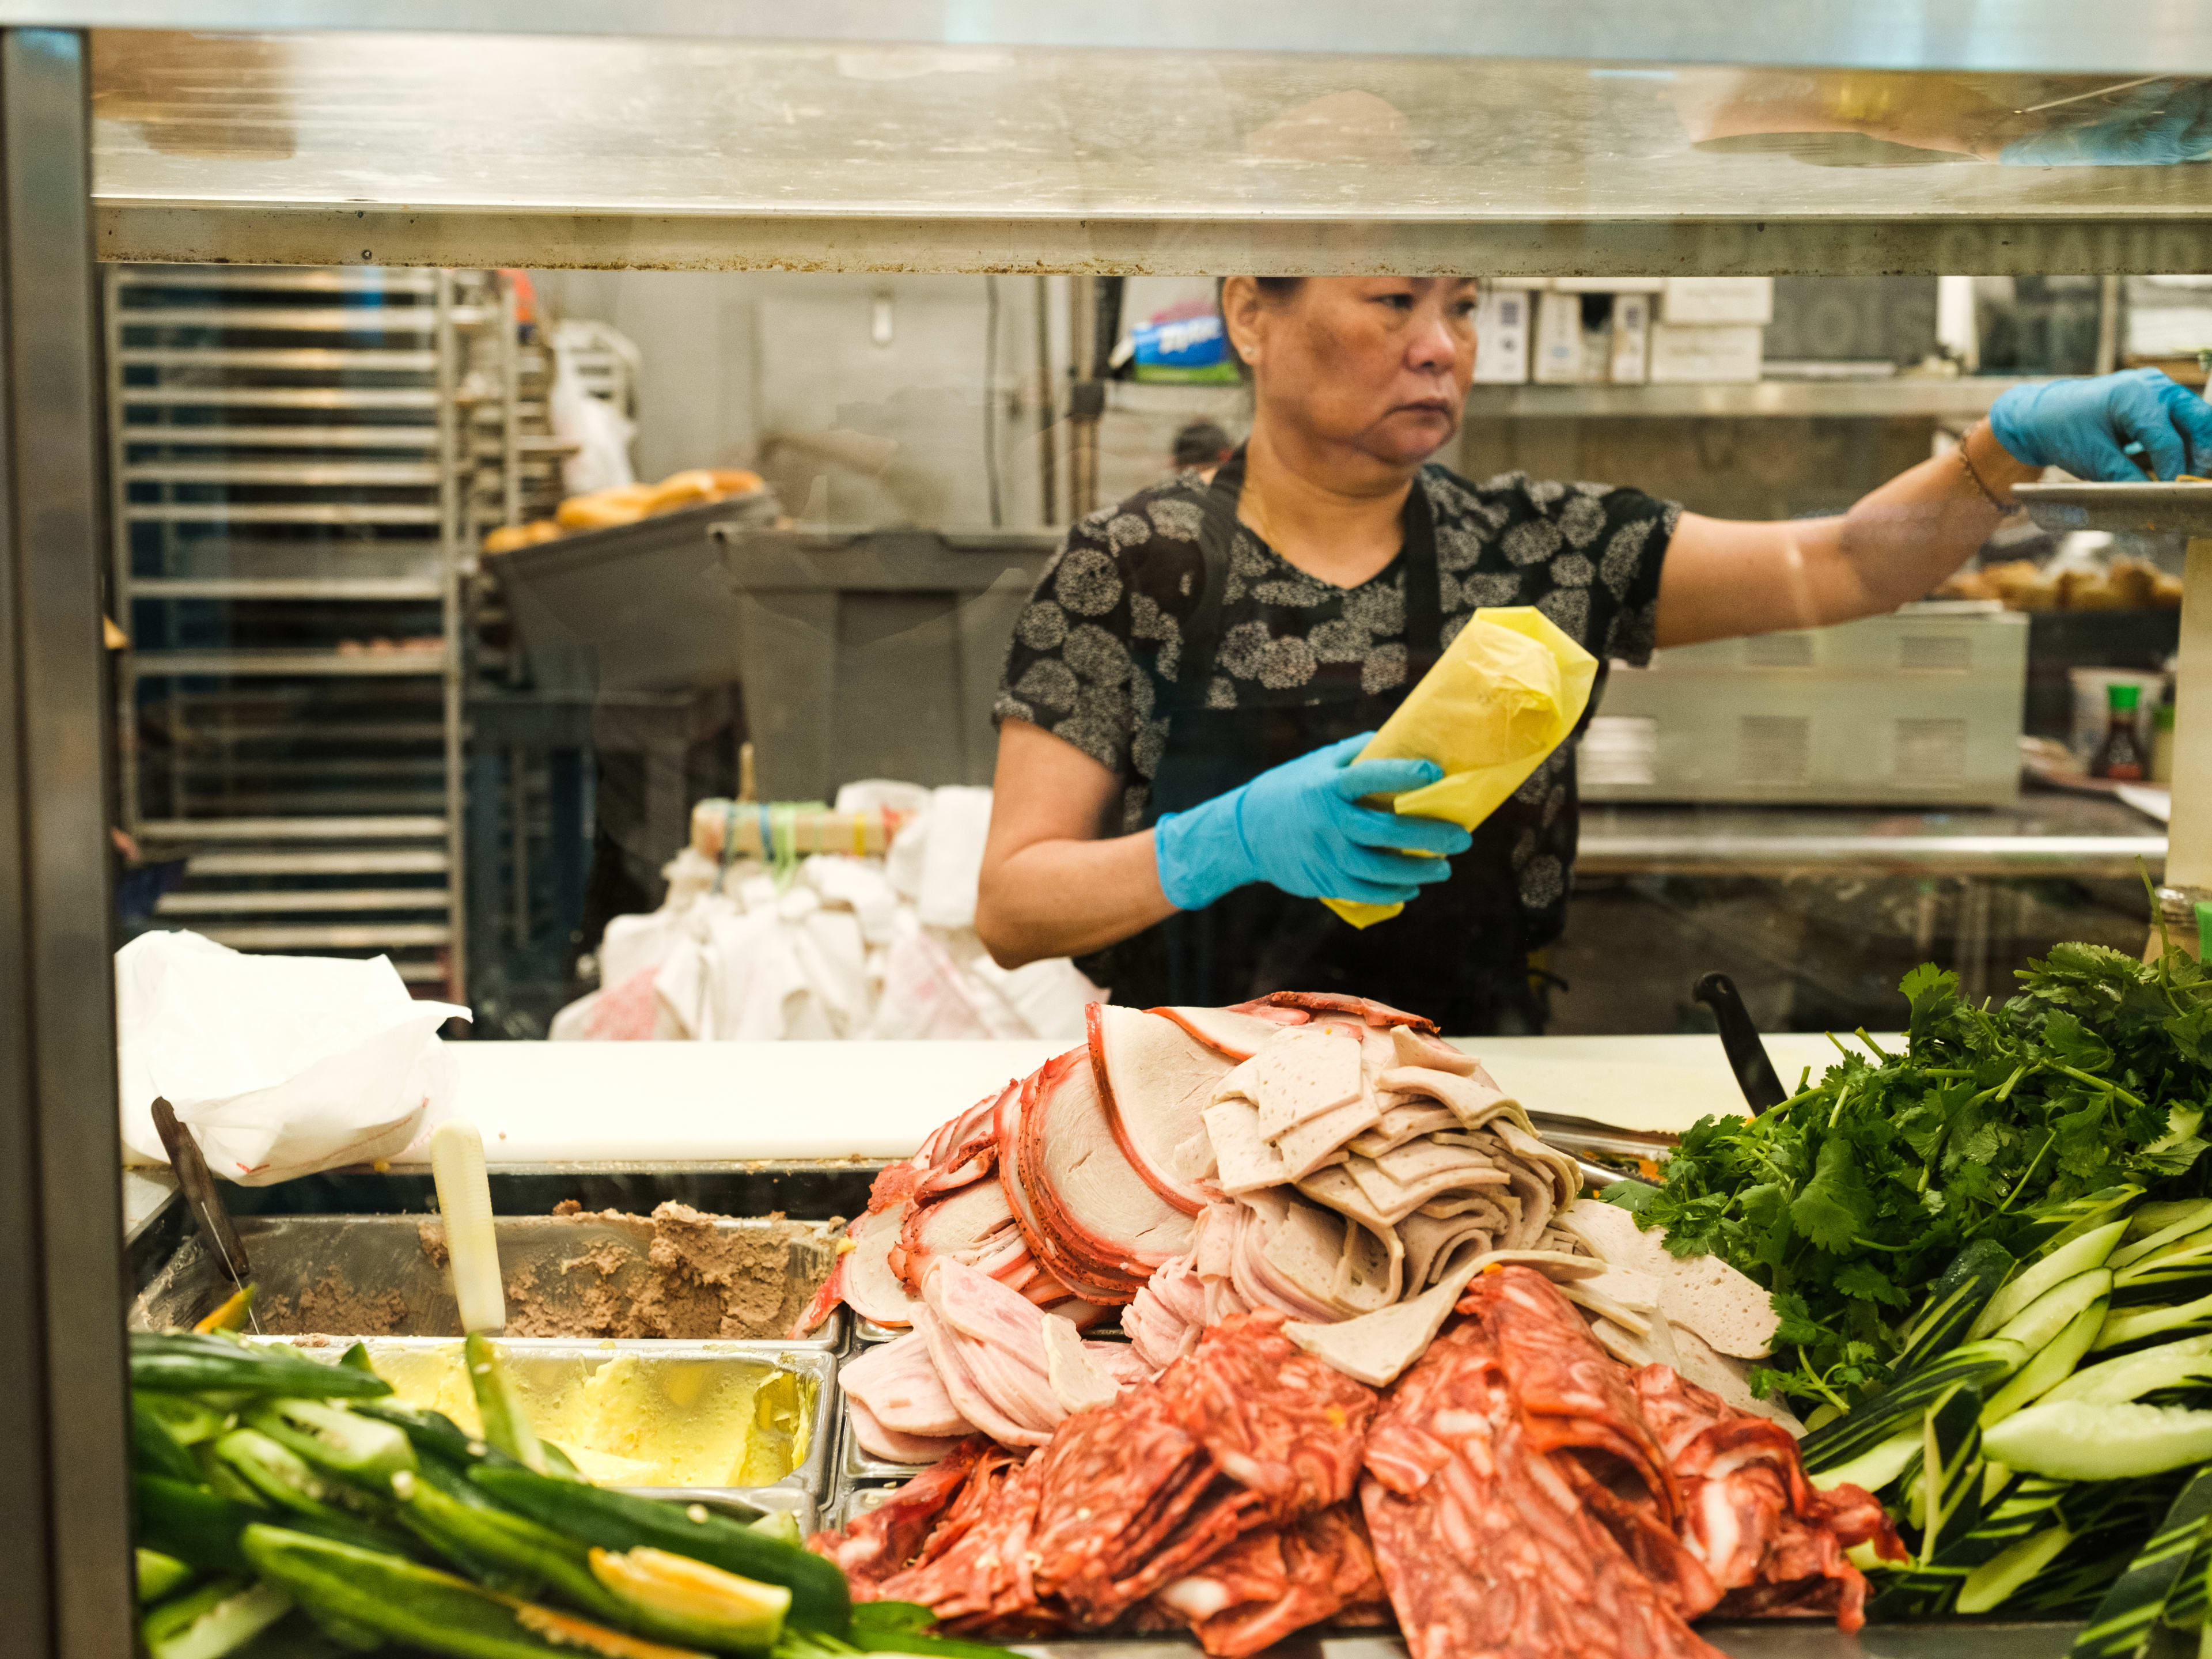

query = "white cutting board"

[419,1031,1888,1165]
[1469,1031,1887,1137]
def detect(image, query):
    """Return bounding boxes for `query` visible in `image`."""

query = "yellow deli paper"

[1324,607,1597,929]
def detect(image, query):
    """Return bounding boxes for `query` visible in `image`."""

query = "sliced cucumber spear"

[1984,1298,2109,1428]
[1972,1221,2129,1342]
[1984,1399,2212,1482]
[2068,1464,2212,1659]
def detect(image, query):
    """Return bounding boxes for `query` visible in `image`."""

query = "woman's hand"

[1154,733,1472,912]
[1988,368,2212,483]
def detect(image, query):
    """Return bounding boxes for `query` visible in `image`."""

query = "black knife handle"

[1692,972,1789,1113]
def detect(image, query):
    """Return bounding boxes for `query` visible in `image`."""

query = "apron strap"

[1174,446,1248,703]
[1171,448,1446,703]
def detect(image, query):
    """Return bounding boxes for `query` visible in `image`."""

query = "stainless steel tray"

[2016,479,2212,537]
[273,1335,838,1500]
[132,1210,843,1350]
[839,1405,937,1486]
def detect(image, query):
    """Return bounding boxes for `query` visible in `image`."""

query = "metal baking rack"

[104,265,510,996]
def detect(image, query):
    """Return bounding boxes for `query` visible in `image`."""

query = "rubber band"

[853,812,869,857]
[715,800,739,894]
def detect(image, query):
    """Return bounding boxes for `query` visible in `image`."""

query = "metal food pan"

[274,1335,838,1501]
[131,1211,844,1350]
[831,1484,901,1532]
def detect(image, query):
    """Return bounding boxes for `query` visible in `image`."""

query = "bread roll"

[646,469,721,514]
[480,524,535,555]
[555,484,654,531]
[708,468,764,497]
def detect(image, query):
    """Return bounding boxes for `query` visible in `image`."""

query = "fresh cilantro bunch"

[1612,940,2212,1411]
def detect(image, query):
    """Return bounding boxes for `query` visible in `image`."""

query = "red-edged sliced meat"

[1021,1046,1194,1286]
[898,1179,1022,1297]
[793,1259,844,1338]
[1224,998,1312,1027]
[995,1060,1143,1305]
[1150,1005,1296,1062]
[806,1434,995,1591]
[1089,1004,1227,1215]
[868,1158,922,1213]
[1238,991,1436,1033]
[844,1202,925,1329]
[911,1083,1013,1202]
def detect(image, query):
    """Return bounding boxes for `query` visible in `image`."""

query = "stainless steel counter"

[1580,791,2164,880]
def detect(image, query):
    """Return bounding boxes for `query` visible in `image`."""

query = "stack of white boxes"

[1474,276,1770,385]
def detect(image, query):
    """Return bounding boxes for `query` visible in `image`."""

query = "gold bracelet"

[1957,426,2009,511]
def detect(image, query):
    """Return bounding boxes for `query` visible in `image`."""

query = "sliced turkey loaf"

[1248,1024,1364,1141]
[1086,1003,1227,1214]
[1377,1065,1524,1132]
[1039,1313,1123,1415]
[1272,1089,1383,1182]
[1020,1045,1194,1282]
[1202,1099,1289,1195]
[842,1201,925,1328]
[1387,1023,1484,1076]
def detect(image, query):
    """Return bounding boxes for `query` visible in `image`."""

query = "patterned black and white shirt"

[992,464,1680,941]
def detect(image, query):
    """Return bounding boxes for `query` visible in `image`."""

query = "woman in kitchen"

[973,275,2212,1032]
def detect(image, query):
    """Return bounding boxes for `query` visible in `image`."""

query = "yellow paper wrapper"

[1324,606,1598,929]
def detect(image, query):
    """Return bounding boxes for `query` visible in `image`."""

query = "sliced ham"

[912,1304,1052,1450]
[1088,1004,1228,1214]
[843,1202,925,1329]
[846,1394,970,1466]
[1152,1005,1298,1060]
[841,1330,974,1440]
[1020,1046,1194,1285]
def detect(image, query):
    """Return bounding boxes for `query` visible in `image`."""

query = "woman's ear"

[1219,275,1264,368]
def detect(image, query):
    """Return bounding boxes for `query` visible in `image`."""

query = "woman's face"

[1224,277,1479,474]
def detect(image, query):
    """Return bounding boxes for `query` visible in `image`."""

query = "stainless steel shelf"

[124,502,442,525]
[118,346,438,372]
[116,268,438,295]
[118,305,443,333]
[184,849,450,876]
[120,387,440,411]
[123,459,442,486]
[1463,378,2031,419]
[187,921,454,950]
[1577,831,2166,879]
[135,816,450,842]
[122,425,441,450]
[129,577,445,600]
[128,647,449,676]
[155,888,451,915]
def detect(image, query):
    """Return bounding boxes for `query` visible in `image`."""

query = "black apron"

[1080,450,1547,1035]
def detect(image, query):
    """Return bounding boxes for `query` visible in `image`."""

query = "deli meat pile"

[807,992,1789,1461]
[812,1268,1902,1657]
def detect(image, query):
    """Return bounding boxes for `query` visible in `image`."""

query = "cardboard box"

[1660,277,1774,326]
[1532,290,1586,384]
[1647,321,1764,383]
[1472,287,1531,384]
[1609,293,1651,384]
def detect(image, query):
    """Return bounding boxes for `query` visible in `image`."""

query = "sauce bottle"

[2093,681,2147,782]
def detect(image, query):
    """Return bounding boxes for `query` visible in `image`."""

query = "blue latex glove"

[2002,81,2212,168]
[1987,369,2212,483]
[1153,732,1474,912]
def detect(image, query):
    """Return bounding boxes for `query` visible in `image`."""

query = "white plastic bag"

[116,931,470,1185]
[548,332,637,496]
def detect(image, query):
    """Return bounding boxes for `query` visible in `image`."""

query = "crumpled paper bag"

[1325,606,1599,929]
[116,930,470,1184]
